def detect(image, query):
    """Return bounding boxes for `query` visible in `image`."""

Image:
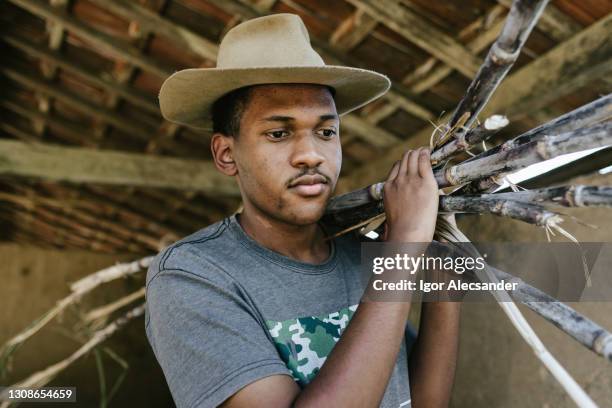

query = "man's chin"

[283,200,328,226]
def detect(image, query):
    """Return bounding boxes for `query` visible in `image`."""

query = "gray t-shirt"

[145,214,413,408]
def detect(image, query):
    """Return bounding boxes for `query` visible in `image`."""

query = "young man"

[146,13,460,408]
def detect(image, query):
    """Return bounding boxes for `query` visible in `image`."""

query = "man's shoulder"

[332,228,373,256]
[146,217,235,286]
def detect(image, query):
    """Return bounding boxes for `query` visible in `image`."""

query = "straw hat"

[158,13,391,130]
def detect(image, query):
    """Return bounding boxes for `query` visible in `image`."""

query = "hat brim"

[158,66,391,130]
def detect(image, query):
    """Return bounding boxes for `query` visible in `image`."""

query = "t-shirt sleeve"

[145,268,291,408]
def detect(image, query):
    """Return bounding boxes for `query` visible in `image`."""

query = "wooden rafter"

[1,34,158,113]
[2,66,163,144]
[330,8,377,52]
[6,0,174,78]
[35,182,185,236]
[86,0,218,61]
[32,0,70,137]
[345,0,482,78]
[1,189,160,251]
[366,4,508,127]
[0,139,239,195]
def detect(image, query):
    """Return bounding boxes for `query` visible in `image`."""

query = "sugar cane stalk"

[0,257,152,375]
[328,182,612,231]
[431,114,509,163]
[330,120,611,219]
[440,197,561,226]
[436,121,612,188]
[437,220,597,406]
[478,185,612,207]
[0,305,145,408]
[468,94,611,163]
[460,94,612,193]
[490,266,612,361]
[434,0,549,149]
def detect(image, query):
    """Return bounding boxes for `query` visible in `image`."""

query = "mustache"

[286,169,332,187]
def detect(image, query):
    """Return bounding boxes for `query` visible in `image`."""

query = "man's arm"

[408,212,462,407]
[408,302,461,407]
[223,299,413,408]
[223,148,445,407]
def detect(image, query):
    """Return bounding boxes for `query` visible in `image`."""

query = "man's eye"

[267,130,289,139]
[317,128,337,138]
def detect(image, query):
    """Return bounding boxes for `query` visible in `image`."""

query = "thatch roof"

[0,0,610,253]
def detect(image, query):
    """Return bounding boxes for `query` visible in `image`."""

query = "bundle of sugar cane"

[326,0,611,405]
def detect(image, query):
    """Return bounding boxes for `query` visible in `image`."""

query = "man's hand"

[383,148,439,243]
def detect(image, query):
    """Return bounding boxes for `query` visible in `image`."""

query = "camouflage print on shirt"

[266,304,359,386]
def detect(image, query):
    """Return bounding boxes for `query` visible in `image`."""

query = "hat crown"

[216,14,325,69]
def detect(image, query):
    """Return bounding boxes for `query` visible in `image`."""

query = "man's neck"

[237,209,330,265]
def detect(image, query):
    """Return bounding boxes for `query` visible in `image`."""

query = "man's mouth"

[288,174,329,197]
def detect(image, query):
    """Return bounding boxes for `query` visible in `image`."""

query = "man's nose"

[290,134,325,169]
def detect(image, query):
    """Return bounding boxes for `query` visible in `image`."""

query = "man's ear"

[211,133,238,176]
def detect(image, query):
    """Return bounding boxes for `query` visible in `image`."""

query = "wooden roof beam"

[368,5,507,125]
[7,0,173,78]
[1,99,97,147]
[0,139,239,195]
[7,207,122,253]
[345,0,482,78]
[1,66,164,145]
[10,0,409,148]
[330,8,377,52]
[481,13,612,119]
[1,34,159,114]
[83,185,208,233]
[89,2,178,143]
[339,13,612,191]
[0,98,165,153]
[10,229,61,250]
[86,0,218,61]
[94,24,147,140]
[41,0,70,78]
[139,189,229,223]
[32,0,70,137]
[32,182,182,238]
[2,188,160,251]
[2,35,192,156]
[341,114,399,148]
[0,122,39,143]
[405,6,506,94]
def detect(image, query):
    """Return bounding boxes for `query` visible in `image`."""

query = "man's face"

[232,84,342,226]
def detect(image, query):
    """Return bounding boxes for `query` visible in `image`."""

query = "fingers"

[407,149,419,176]
[392,148,434,181]
[418,148,434,179]
[386,160,400,182]
[398,150,410,177]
